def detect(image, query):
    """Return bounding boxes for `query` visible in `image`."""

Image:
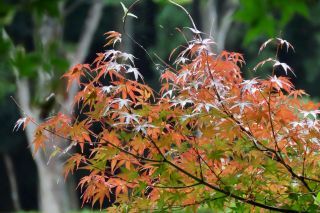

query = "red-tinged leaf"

[33,129,48,154]
[289,89,309,99]
[92,183,110,209]
[82,132,91,143]
[64,154,84,179]
[161,70,177,82]
[220,51,245,66]
[92,53,105,66]
[169,46,180,61]
[125,160,131,170]
[102,130,121,146]
[62,64,90,91]
[171,132,185,146]
[69,120,92,152]
[268,76,293,92]
[131,136,146,155]
[104,31,122,47]
[111,159,117,174]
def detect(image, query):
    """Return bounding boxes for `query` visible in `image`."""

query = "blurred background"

[0,0,319,212]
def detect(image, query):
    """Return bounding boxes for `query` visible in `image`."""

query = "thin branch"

[113,175,201,189]
[143,131,300,212]
[193,139,204,181]
[11,96,161,164]
[197,150,204,181]
[169,0,198,32]
[146,136,167,162]
[163,153,300,212]
[153,53,177,72]
[140,195,227,212]
[198,154,226,186]
[93,133,162,163]
[302,176,320,183]
[151,182,201,189]
[122,0,158,68]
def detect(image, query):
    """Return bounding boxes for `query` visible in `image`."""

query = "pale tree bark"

[200,0,238,52]
[3,154,21,211]
[16,78,69,213]
[15,1,104,212]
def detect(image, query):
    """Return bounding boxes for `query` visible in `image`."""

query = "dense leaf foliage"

[17,28,320,212]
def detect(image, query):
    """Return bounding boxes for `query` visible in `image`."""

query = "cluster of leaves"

[16,25,320,212]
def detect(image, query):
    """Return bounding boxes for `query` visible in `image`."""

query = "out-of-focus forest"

[0,0,319,212]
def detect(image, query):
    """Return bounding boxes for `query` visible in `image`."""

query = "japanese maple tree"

[15,9,320,213]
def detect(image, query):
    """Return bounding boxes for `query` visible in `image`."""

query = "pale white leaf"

[259,38,274,54]
[127,13,138,19]
[119,112,140,124]
[300,110,320,119]
[162,90,174,98]
[121,2,138,22]
[112,98,132,109]
[241,78,259,94]
[273,61,295,76]
[276,38,295,52]
[101,85,115,94]
[120,52,136,64]
[230,101,252,114]
[185,27,202,34]
[13,117,27,132]
[127,67,143,81]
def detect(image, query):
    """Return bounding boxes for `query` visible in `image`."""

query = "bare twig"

[169,0,198,32]
[122,0,159,68]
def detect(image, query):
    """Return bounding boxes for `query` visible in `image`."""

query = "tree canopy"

[16,19,320,212]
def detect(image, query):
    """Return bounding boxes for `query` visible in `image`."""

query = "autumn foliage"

[15,25,320,212]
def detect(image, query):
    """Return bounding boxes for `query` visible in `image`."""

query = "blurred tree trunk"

[199,0,238,51]
[15,1,104,212]
[3,154,21,211]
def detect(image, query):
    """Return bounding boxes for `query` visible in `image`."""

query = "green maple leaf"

[120,2,138,22]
